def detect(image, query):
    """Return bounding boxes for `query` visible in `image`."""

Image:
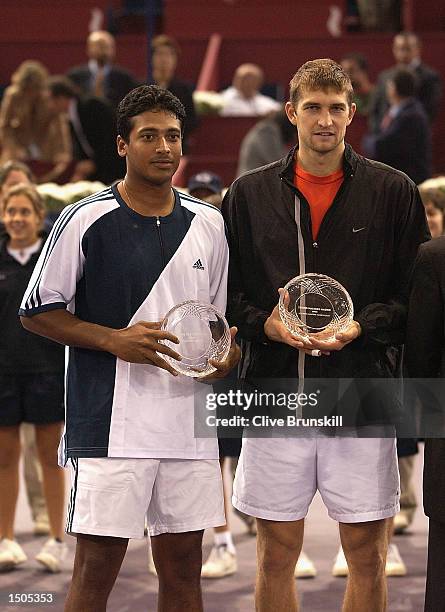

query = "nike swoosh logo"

[352,227,366,233]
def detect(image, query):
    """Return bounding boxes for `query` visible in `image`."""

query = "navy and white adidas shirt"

[20,185,228,464]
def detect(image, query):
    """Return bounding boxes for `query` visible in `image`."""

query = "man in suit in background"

[405,237,445,612]
[369,31,442,133]
[67,30,139,110]
[364,67,431,185]
[47,76,125,185]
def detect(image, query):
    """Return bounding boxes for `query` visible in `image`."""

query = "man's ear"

[285,101,298,126]
[117,135,127,158]
[347,102,356,126]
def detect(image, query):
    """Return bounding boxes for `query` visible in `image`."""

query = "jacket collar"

[280,142,358,184]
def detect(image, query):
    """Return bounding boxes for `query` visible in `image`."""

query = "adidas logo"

[193,259,205,270]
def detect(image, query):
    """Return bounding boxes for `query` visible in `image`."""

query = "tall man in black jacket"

[222,59,429,612]
[47,76,125,185]
[405,237,445,612]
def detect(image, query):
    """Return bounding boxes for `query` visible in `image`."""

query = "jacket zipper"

[315,170,354,242]
[283,174,353,377]
[156,217,166,266]
[282,176,317,268]
[309,173,353,377]
[312,240,319,271]
[282,170,355,260]
[281,159,354,379]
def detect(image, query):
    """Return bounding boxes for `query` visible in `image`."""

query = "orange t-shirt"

[294,165,344,240]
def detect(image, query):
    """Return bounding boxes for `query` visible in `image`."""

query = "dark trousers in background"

[425,518,445,611]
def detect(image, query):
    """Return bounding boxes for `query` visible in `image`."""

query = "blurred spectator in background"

[369,32,442,133]
[0,184,67,573]
[0,161,35,200]
[200,440,245,580]
[47,76,125,185]
[344,0,361,32]
[356,0,401,31]
[419,179,445,238]
[67,30,140,109]
[364,67,431,185]
[150,35,198,153]
[0,161,35,237]
[220,63,282,117]
[187,171,223,208]
[340,53,375,116]
[0,61,71,169]
[237,110,296,177]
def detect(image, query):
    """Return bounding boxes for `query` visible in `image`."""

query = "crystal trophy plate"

[161,300,231,377]
[279,273,353,341]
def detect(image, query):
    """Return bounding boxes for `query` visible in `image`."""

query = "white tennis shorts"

[66,457,225,538]
[233,435,400,523]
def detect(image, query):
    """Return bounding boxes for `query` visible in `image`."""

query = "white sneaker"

[393,512,410,535]
[294,550,317,578]
[201,545,237,578]
[332,546,349,577]
[33,518,50,537]
[385,543,407,577]
[35,538,67,573]
[0,539,27,571]
[148,546,157,576]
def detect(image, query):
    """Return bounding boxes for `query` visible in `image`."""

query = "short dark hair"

[47,75,80,99]
[117,85,186,142]
[390,68,417,98]
[151,34,180,56]
[341,52,368,73]
[289,59,354,107]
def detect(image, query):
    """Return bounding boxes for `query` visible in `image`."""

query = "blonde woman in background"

[0,61,71,171]
[0,184,67,572]
[0,161,50,537]
[419,179,445,238]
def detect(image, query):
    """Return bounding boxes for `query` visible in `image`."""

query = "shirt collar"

[88,59,111,76]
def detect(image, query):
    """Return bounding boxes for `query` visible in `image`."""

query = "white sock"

[214,531,236,555]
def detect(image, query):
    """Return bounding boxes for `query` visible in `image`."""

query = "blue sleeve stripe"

[25,203,76,309]
[24,189,114,311]
[19,302,68,317]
